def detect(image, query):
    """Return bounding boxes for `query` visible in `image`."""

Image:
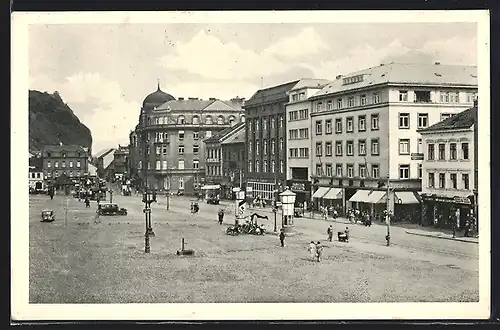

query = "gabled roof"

[154,98,243,112]
[43,145,86,153]
[419,106,477,133]
[94,148,116,159]
[221,123,245,145]
[288,78,331,92]
[311,62,477,99]
[204,122,245,144]
[29,157,43,172]
[244,80,300,107]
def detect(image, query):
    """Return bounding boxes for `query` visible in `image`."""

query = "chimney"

[209,97,216,101]
[188,97,198,100]
[380,63,385,66]
[435,61,441,65]
[178,97,184,100]
[336,74,343,79]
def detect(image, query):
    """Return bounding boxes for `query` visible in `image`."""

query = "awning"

[395,191,421,204]
[201,185,220,190]
[312,187,330,199]
[367,191,387,204]
[348,190,372,203]
[323,188,343,200]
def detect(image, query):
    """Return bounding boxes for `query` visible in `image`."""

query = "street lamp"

[279,189,296,234]
[384,174,391,246]
[235,189,245,226]
[142,188,157,253]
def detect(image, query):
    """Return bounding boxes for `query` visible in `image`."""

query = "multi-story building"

[42,144,89,183]
[204,122,246,199]
[309,62,477,220]
[244,80,300,204]
[94,148,115,179]
[29,156,44,191]
[113,145,130,178]
[130,83,245,195]
[285,79,330,204]
[418,103,477,229]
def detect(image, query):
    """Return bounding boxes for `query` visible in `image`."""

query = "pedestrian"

[279,229,285,247]
[344,227,350,242]
[327,225,333,242]
[308,241,316,261]
[316,241,323,262]
[218,209,224,225]
[84,197,90,208]
[333,208,338,220]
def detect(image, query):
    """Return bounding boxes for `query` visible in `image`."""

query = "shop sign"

[291,182,306,191]
[411,153,424,160]
[454,196,471,205]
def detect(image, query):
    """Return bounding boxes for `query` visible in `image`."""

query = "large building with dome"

[128,83,245,195]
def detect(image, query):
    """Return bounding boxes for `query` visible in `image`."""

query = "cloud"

[159,29,289,80]
[420,35,477,65]
[263,27,329,59]
[30,72,140,153]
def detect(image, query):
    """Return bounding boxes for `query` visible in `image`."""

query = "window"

[372,93,380,104]
[248,161,253,173]
[279,138,284,151]
[326,164,333,176]
[316,142,323,156]
[55,161,59,168]
[438,144,445,160]
[467,92,477,103]
[462,143,469,160]
[299,148,309,158]
[47,152,51,157]
[271,139,275,154]
[418,113,428,128]
[428,173,435,188]
[263,160,268,172]
[346,117,354,132]
[415,90,431,103]
[271,117,275,129]
[192,116,200,125]
[337,98,343,109]
[299,128,308,139]
[327,100,333,110]
[417,138,422,154]
[69,161,73,168]
[371,164,380,178]
[418,164,422,179]
[62,152,67,158]
[316,102,323,112]
[291,93,298,102]
[399,164,410,179]
[440,113,453,121]
[335,141,343,156]
[156,161,161,170]
[205,130,212,138]
[399,90,408,101]
[76,161,81,168]
[193,131,199,140]
[335,118,342,133]
[162,160,167,169]
[178,146,185,154]
[462,173,470,190]
[325,142,333,156]
[428,144,435,160]
[179,177,184,189]
[450,92,459,103]
[346,141,354,156]
[325,119,332,134]
[255,119,260,132]
[439,173,445,188]
[358,115,366,131]
[371,139,379,155]
[450,173,457,189]
[358,139,366,155]
[156,146,161,155]
[263,139,268,154]
[316,164,323,176]
[217,116,225,125]
[347,164,354,178]
[255,141,260,156]
[315,121,322,135]
[178,131,185,139]
[359,164,367,178]
[61,161,66,168]
[289,129,297,140]
[371,114,379,130]
[47,161,51,168]
[336,164,343,177]
[193,145,199,154]
[289,148,298,158]
[248,141,253,155]
[271,160,275,172]
[263,118,267,131]
[280,160,284,173]
[255,160,260,172]
[360,94,367,106]
[399,139,410,155]
[279,116,284,129]
[399,113,410,129]
[178,116,185,125]
[348,97,356,107]
[178,160,185,170]
[450,143,457,160]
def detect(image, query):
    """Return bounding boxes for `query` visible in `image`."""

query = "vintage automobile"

[206,196,220,205]
[41,210,55,222]
[294,207,304,218]
[98,203,128,216]
[190,201,199,214]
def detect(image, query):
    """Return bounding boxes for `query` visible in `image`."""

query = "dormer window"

[192,116,200,125]
[177,116,185,124]
[62,152,67,158]
[217,116,225,125]
[205,116,212,125]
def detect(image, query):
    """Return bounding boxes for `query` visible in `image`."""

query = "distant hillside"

[29,90,93,152]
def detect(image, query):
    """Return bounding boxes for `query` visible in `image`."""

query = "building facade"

[29,157,44,190]
[42,145,89,183]
[94,148,115,179]
[418,104,477,229]
[244,80,299,203]
[285,79,330,204]
[309,62,477,221]
[113,145,130,178]
[130,83,245,195]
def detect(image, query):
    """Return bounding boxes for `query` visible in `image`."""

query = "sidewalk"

[404,228,478,244]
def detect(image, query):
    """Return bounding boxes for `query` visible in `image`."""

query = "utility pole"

[166,167,170,210]
[385,173,391,246]
[273,163,278,232]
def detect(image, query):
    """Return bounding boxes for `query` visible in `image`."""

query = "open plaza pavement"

[29,190,479,304]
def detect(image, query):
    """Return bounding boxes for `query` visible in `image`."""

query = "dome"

[142,82,175,108]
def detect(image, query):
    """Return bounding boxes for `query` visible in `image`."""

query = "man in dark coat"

[218,209,224,225]
[279,229,285,247]
[327,225,333,242]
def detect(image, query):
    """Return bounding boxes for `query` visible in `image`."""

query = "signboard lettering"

[411,153,424,160]
[291,183,306,191]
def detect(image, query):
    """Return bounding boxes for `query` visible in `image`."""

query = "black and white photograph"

[11,10,490,321]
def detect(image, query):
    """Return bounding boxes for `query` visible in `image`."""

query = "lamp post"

[142,189,157,253]
[279,189,296,234]
[235,189,245,226]
[385,174,391,246]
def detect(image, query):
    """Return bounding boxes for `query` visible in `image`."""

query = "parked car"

[207,196,220,205]
[41,210,55,222]
[294,207,304,218]
[98,203,128,216]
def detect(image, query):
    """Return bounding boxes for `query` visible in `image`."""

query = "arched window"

[192,116,200,125]
[217,116,225,125]
[177,116,185,124]
[240,115,246,123]
[205,116,212,125]
[159,117,164,124]
[229,116,236,126]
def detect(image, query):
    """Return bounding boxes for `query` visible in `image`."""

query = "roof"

[203,125,236,144]
[419,106,477,133]
[43,145,86,153]
[221,122,246,145]
[94,148,116,159]
[288,78,331,92]
[154,98,243,112]
[142,83,175,107]
[29,157,43,172]
[244,80,300,107]
[311,63,477,99]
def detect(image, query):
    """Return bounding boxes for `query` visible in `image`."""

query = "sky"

[28,22,478,153]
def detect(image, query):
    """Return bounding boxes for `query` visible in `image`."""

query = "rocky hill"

[29,90,93,152]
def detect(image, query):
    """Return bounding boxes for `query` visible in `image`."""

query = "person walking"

[327,225,333,242]
[308,241,316,261]
[218,209,224,225]
[315,241,323,262]
[84,196,90,208]
[279,229,285,247]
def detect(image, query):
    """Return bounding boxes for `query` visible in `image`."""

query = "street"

[29,193,479,303]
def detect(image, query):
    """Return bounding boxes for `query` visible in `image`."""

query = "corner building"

[309,62,477,220]
[130,84,245,195]
[244,80,299,203]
